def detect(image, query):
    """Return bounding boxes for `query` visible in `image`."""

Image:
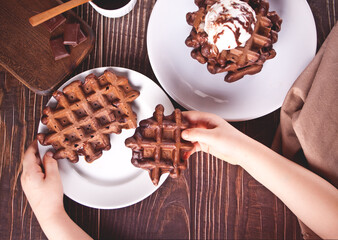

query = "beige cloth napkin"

[272,23,338,239]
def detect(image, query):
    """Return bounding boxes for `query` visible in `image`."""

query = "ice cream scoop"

[203,0,257,52]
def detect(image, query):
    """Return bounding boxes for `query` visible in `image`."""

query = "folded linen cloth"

[272,23,338,239]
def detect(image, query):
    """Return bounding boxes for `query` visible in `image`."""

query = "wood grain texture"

[0,0,94,95]
[307,0,337,50]
[29,0,91,27]
[0,0,336,239]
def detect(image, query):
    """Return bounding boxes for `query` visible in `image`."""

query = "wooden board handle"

[29,0,91,27]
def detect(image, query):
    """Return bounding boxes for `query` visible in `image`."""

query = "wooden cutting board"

[0,0,94,95]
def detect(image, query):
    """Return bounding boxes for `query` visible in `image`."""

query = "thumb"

[43,152,60,179]
[181,128,213,143]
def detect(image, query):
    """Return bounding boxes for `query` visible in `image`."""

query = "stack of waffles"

[185,0,282,82]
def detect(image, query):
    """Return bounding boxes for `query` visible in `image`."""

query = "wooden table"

[0,1,336,239]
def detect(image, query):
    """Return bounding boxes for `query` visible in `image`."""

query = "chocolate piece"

[72,29,87,47]
[50,37,70,60]
[43,14,66,33]
[63,23,80,45]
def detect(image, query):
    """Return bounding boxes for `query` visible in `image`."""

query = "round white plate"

[147,0,317,121]
[38,67,174,209]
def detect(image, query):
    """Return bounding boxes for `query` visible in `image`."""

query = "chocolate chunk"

[50,37,70,60]
[72,29,87,47]
[63,23,80,46]
[43,14,66,33]
[77,29,87,45]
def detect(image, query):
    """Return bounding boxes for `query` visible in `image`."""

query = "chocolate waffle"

[37,70,140,163]
[185,0,282,82]
[125,104,194,186]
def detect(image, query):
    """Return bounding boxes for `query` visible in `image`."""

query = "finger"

[183,142,202,160]
[22,140,42,174]
[182,111,224,128]
[181,127,215,143]
[193,142,202,152]
[21,141,44,187]
[43,152,60,180]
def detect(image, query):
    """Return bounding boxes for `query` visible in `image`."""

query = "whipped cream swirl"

[204,0,257,51]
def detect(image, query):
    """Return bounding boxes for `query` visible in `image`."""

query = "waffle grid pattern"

[185,0,282,82]
[38,70,139,163]
[125,105,194,185]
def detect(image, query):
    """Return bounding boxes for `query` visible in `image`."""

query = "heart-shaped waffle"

[38,70,140,163]
[125,104,194,186]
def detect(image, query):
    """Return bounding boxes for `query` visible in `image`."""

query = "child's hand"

[21,140,64,223]
[21,141,93,239]
[181,111,249,165]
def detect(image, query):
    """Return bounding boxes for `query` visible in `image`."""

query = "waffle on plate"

[185,0,282,82]
[38,70,140,163]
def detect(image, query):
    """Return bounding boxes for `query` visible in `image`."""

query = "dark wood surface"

[0,0,94,95]
[0,0,336,239]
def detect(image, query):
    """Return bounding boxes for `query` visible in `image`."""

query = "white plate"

[147,0,317,121]
[38,67,174,209]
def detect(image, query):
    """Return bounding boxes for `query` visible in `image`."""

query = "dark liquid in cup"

[92,0,131,10]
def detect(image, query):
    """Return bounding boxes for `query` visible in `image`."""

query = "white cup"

[89,0,137,18]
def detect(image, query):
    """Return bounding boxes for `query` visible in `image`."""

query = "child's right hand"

[21,140,64,224]
[181,111,249,166]
[21,141,93,239]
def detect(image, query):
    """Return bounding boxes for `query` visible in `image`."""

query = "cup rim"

[89,0,137,18]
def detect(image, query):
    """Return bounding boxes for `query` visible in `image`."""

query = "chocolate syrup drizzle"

[212,2,256,46]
